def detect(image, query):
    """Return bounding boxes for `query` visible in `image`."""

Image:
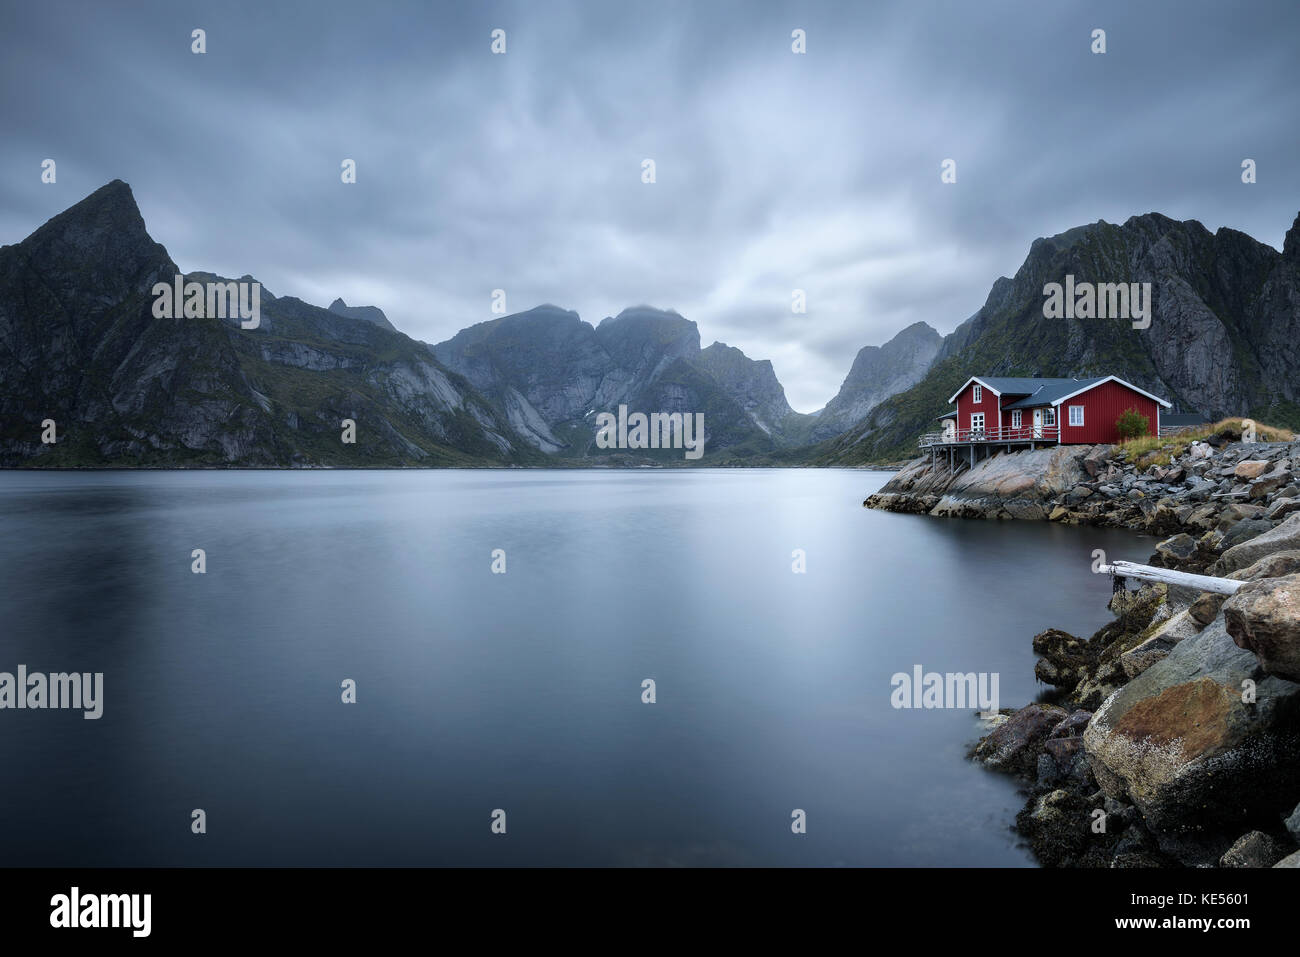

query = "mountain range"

[2,180,1297,467]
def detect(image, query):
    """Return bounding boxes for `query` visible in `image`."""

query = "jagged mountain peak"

[327,297,397,332]
[701,340,774,370]
[15,179,168,276]
[25,179,144,244]
[520,303,581,319]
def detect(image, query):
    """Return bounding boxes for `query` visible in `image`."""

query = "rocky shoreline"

[868,428,1300,867]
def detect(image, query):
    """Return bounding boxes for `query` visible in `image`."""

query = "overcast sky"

[3,0,1298,411]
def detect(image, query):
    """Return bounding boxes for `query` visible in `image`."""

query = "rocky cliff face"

[429,304,611,452]
[811,321,941,441]
[432,304,809,456]
[693,342,807,441]
[0,181,539,466]
[821,211,1300,464]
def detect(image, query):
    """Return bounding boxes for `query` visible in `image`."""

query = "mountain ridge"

[5,181,1298,468]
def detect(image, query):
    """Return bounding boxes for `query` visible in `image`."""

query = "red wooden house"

[923,376,1170,460]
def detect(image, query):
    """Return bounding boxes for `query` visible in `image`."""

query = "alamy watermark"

[891,665,999,714]
[152,275,260,329]
[0,665,103,718]
[50,887,150,937]
[595,404,706,460]
[1042,275,1151,329]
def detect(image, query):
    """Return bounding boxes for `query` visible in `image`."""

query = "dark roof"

[952,374,1172,408]
[936,408,958,420]
[1162,412,1210,428]
[1001,377,1107,409]
[975,376,1089,396]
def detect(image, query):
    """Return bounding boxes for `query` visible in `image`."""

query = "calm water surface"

[0,469,1152,866]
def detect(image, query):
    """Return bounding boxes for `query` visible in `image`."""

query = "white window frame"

[1044,407,1057,427]
[1011,410,1021,429]
[970,412,985,434]
[972,384,983,403]
[1068,405,1084,427]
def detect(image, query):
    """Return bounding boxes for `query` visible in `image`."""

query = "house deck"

[918,426,1061,449]
[918,426,1062,470]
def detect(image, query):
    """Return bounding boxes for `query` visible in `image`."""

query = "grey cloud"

[1,0,1296,411]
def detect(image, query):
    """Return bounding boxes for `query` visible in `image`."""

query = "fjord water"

[0,469,1150,867]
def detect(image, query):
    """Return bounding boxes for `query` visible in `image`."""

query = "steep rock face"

[822,211,1300,464]
[432,304,794,456]
[430,304,614,448]
[811,321,941,441]
[0,181,537,466]
[693,341,803,439]
[594,306,700,387]
[328,297,398,332]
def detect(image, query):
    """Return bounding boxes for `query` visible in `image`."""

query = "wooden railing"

[919,425,1060,448]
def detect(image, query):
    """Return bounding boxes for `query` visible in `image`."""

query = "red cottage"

[923,375,1171,466]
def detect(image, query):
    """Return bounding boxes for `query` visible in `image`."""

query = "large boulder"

[1219,830,1286,867]
[1216,513,1300,574]
[972,702,1068,778]
[1222,574,1300,682]
[1119,610,1204,679]
[1249,468,1293,500]
[1229,550,1300,583]
[1081,445,1114,478]
[1218,504,1267,529]
[1220,519,1274,552]
[1083,617,1300,863]
[1154,533,1197,564]
[1267,498,1300,521]
[1234,460,1271,480]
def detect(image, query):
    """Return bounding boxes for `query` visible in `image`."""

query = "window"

[970,412,985,433]
[1069,405,1084,427]
[972,384,983,403]
[1044,407,1056,427]
[1011,410,1022,429]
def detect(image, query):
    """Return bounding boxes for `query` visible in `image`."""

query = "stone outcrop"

[869,436,1300,552]
[1216,513,1300,574]
[970,703,1069,778]
[975,482,1300,869]
[1223,573,1300,682]
[1082,617,1300,863]
[868,444,1099,520]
